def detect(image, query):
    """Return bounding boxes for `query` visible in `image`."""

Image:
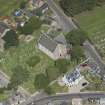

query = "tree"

[18,16,42,35]
[46,66,60,82]
[20,1,27,9]
[66,29,88,46]
[60,0,100,16]
[34,73,49,90]
[8,65,30,89]
[71,45,85,62]
[3,30,19,49]
[55,59,69,74]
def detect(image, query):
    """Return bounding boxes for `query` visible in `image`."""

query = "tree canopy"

[66,29,88,46]
[19,1,27,9]
[3,30,19,49]
[71,45,85,62]
[18,16,42,35]
[60,0,105,16]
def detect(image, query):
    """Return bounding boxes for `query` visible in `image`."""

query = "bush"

[26,56,40,67]
[60,0,101,16]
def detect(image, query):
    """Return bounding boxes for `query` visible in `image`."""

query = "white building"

[62,68,83,87]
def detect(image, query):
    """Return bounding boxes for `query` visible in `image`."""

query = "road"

[21,92,105,105]
[83,41,105,78]
[46,0,77,32]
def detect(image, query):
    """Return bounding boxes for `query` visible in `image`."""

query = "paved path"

[46,0,77,32]
[22,92,105,105]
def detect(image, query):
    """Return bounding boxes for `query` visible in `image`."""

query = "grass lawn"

[0,93,9,101]
[75,5,105,60]
[0,26,54,93]
[0,24,75,93]
[50,82,68,94]
[0,0,26,16]
[0,21,77,94]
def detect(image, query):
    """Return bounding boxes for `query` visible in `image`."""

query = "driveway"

[68,77,89,93]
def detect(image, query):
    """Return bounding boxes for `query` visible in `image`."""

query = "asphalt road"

[21,92,105,105]
[83,41,105,78]
[46,0,77,32]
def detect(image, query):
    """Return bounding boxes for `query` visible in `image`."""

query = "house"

[38,34,70,60]
[0,22,10,38]
[62,69,83,86]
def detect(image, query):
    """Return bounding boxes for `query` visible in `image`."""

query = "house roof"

[65,70,80,83]
[54,35,67,45]
[0,22,9,36]
[38,35,58,52]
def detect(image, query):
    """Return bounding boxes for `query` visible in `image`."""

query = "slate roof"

[54,35,67,45]
[38,35,58,52]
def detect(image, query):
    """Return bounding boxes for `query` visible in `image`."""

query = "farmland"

[75,5,105,61]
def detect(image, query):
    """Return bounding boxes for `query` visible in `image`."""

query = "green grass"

[0,26,54,93]
[75,5,105,59]
[0,23,76,93]
[0,0,26,16]
[0,93,9,101]
[50,82,68,94]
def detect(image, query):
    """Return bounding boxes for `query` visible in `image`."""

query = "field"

[75,5,105,61]
[0,0,26,16]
